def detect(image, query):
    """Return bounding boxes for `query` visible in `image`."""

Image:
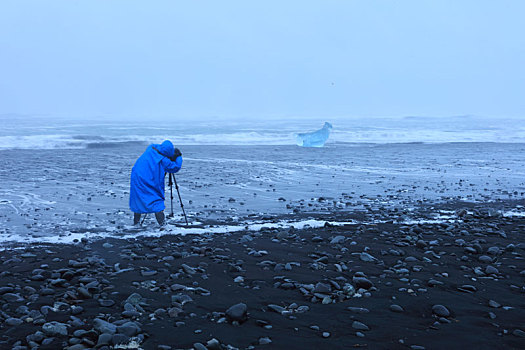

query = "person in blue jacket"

[129,140,183,225]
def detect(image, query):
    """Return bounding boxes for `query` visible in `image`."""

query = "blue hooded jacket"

[129,140,183,213]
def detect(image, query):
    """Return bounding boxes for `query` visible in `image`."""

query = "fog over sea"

[1,114,524,149]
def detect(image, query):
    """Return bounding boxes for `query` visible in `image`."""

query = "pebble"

[432,305,450,317]
[513,329,525,338]
[390,304,404,313]
[6,317,24,326]
[225,303,248,322]
[193,343,207,350]
[42,321,68,336]
[93,319,117,334]
[330,236,345,244]
[259,337,272,345]
[488,300,501,308]
[478,255,493,263]
[352,321,370,331]
[360,252,376,262]
[353,276,373,290]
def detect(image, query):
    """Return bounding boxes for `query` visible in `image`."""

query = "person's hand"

[170,148,182,161]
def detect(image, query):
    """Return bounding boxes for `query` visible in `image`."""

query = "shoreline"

[1,200,524,349]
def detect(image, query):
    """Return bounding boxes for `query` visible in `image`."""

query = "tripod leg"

[169,173,174,218]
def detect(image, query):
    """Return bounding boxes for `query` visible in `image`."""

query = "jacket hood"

[156,140,175,158]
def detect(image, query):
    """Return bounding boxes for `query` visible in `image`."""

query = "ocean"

[1,114,524,149]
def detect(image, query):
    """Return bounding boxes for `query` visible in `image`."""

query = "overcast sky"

[0,0,524,119]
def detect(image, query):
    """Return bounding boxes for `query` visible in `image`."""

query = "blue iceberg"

[296,122,333,147]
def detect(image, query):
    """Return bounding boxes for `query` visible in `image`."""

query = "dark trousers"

[133,211,165,225]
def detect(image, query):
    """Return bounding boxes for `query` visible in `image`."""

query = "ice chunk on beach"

[296,122,333,147]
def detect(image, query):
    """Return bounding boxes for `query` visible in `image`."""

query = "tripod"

[168,172,188,225]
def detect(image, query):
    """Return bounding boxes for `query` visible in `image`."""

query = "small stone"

[259,337,272,345]
[478,255,492,263]
[225,303,248,322]
[93,319,117,335]
[42,321,68,336]
[98,299,115,307]
[322,332,330,338]
[181,264,197,274]
[513,329,525,338]
[390,305,404,313]
[432,305,450,317]
[488,300,501,308]
[353,277,373,290]
[485,266,499,275]
[117,322,141,337]
[314,282,331,294]
[193,343,207,350]
[360,252,376,262]
[330,236,345,244]
[457,284,477,293]
[352,321,370,331]
[6,318,23,326]
[97,333,112,347]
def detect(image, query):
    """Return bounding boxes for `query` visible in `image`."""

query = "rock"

[330,236,345,244]
[513,329,525,338]
[478,255,492,263]
[360,252,376,262]
[352,321,370,331]
[268,304,286,314]
[125,293,145,307]
[42,321,68,336]
[487,246,500,255]
[432,305,450,317]
[141,270,157,277]
[71,305,84,315]
[2,293,24,302]
[416,240,428,249]
[314,282,331,294]
[93,319,117,334]
[485,265,499,275]
[193,343,207,350]
[322,332,330,338]
[457,284,477,293]
[225,303,247,322]
[181,264,197,275]
[488,300,501,308]
[353,277,373,290]
[97,333,112,347]
[112,333,130,345]
[390,305,404,313]
[259,337,272,345]
[98,299,115,307]
[117,322,141,337]
[172,293,193,306]
[6,317,24,326]
[206,338,221,350]
[0,286,14,294]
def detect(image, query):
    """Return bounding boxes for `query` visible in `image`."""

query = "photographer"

[129,140,182,226]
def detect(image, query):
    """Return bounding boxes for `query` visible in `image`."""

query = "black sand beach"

[1,144,525,349]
